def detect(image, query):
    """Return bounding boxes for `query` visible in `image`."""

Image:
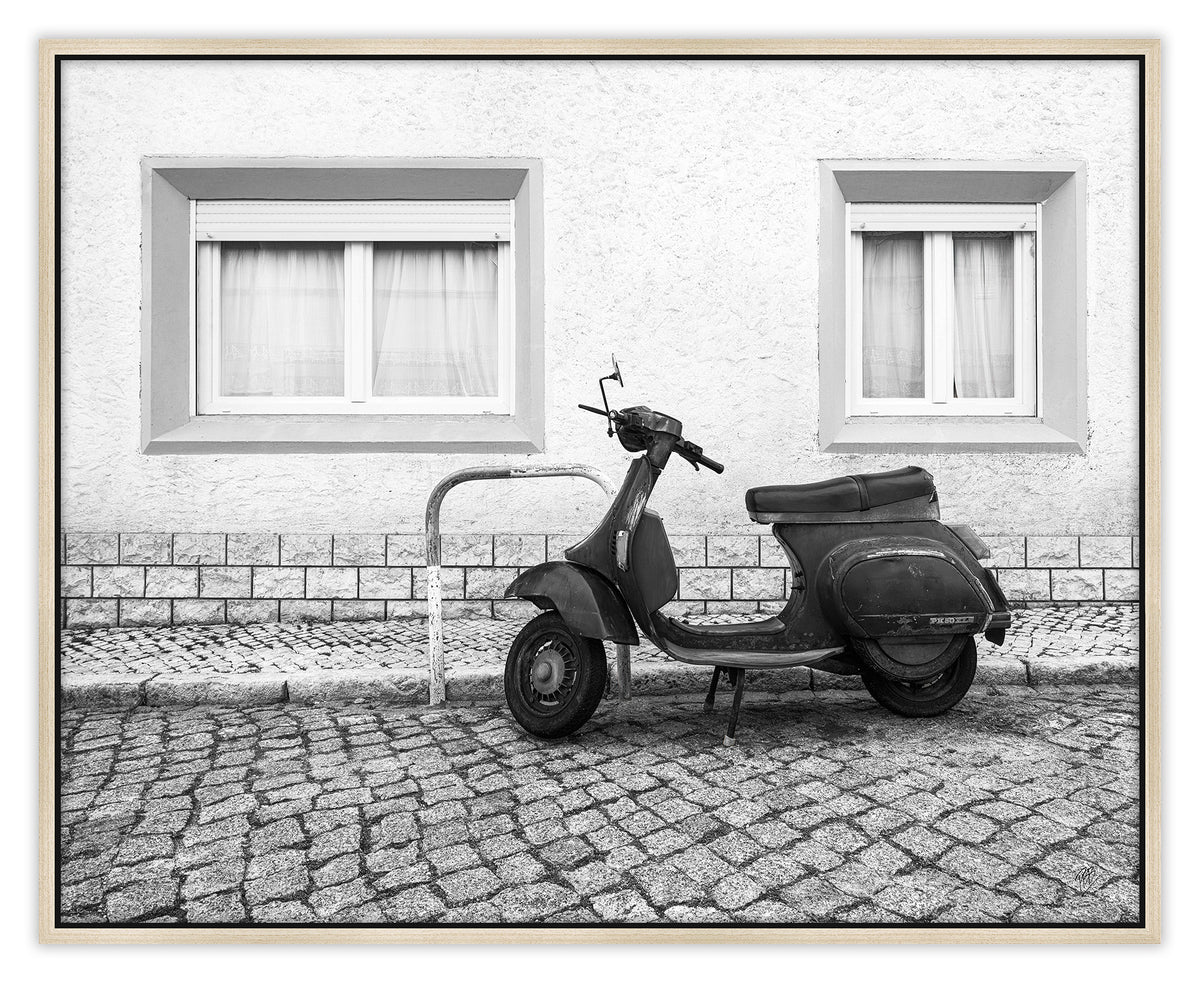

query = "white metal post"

[425,465,617,706]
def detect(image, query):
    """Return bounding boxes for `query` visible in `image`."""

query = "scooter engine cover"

[818,537,990,640]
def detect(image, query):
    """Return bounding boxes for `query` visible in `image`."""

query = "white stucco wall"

[59,58,1142,536]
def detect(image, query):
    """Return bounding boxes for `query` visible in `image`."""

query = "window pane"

[862,233,924,398]
[952,233,1015,399]
[219,243,345,397]
[372,244,500,398]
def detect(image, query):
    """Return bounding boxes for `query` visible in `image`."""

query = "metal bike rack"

[424,464,628,705]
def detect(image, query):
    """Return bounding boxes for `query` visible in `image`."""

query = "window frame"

[192,208,517,417]
[817,160,1087,454]
[140,157,544,454]
[845,203,1040,419]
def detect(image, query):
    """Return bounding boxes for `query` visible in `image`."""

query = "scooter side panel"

[505,561,639,645]
[815,535,996,638]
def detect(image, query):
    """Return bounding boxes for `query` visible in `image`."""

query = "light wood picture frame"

[38,38,1160,944]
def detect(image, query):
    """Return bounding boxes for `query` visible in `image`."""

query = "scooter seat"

[745,466,935,516]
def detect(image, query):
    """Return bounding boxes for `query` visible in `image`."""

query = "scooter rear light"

[946,523,991,560]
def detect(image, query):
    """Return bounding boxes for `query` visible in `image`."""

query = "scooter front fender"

[505,561,639,645]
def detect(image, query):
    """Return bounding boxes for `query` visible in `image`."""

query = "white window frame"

[845,202,1040,418]
[191,200,517,417]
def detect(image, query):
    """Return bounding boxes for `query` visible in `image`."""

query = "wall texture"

[59,531,1140,629]
[59,59,1142,546]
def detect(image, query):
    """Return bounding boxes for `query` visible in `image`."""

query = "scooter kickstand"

[703,667,722,714]
[724,668,746,747]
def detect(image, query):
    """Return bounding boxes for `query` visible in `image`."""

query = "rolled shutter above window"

[194,200,514,242]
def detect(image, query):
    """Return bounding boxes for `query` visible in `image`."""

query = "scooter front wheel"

[504,612,608,740]
[861,636,977,718]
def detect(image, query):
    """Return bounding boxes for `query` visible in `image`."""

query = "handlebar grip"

[578,403,608,417]
[695,453,724,474]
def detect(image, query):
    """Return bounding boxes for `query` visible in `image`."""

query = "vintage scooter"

[504,361,1011,744]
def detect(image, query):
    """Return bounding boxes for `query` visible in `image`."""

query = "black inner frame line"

[51,50,1150,933]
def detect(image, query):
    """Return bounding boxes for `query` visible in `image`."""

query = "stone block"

[445,668,503,701]
[547,534,583,559]
[759,536,790,568]
[119,533,172,565]
[226,533,279,566]
[493,534,546,566]
[145,674,287,707]
[119,599,172,627]
[980,536,1025,568]
[200,566,252,598]
[61,673,147,708]
[441,534,492,566]
[386,600,427,619]
[657,600,706,618]
[466,567,520,599]
[92,565,145,598]
[65,599,118,628]
[227,600,279,624]
[732,568,786,600]
[442,601,494,618]
[65,533,118,565]
[285,670,427,705]
[60,566,92,597]
[144,566,199,598]
[280,534,333,566]
[1050,569,1104,601]
[996,569,1051,601]
[386,534,426,566]
[706,535,759,566]
[333,600,386,621]
[172,534,226,565]
[172,600,226,625]
[358,567,413,600]
[413,567,465,599]
[1025,655,1137,687]
[1079,537,1132,568]
[664,535,704,566]
[678,568,731,600]
[1025,537,1079,568]
[280,600,332,623]
[1105,569,1140,601]
[305,567,359,599]
[252,567,306,599]
[334,534,386,566]
[493,599,539,620]
[706,600,761,615]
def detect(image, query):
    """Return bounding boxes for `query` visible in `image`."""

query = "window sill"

[822,417,1085,455]
[143,414,544,454]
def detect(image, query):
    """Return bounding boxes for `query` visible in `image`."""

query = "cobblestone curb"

[59,607,1139,708]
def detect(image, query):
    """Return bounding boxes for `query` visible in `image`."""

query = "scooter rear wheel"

[861,636,977,718]
[504,612,608,740]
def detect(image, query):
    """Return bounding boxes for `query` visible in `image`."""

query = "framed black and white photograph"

[37,38,1161,943]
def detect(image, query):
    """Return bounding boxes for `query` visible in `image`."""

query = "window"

[193,200,514,416]
[818,161,1086,454]
[140,158,544,453]
[848,203,1038,417]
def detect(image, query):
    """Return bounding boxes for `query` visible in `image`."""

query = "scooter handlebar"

[677,440,724,474]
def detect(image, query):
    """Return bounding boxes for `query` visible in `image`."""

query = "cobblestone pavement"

[61,605,1138,681]
[58,684,1141,926]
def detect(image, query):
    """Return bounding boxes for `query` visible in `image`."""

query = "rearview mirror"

[609,355,624,387]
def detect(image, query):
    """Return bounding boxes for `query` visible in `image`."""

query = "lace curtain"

[219,244,345,397]
[372,245,500,398]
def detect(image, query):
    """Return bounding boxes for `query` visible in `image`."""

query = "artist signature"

[1074,864,1101,892]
